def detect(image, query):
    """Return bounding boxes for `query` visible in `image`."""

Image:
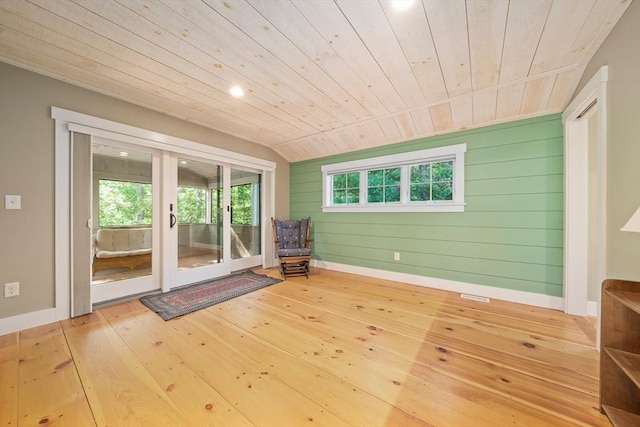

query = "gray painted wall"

[575,0,640,282]
[0,62,289,319]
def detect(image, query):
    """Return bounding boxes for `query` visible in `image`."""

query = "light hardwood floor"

[1,268,609,426]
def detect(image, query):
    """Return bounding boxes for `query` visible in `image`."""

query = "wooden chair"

[271,217,312,278]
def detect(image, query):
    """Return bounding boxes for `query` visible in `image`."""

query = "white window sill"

[322,203,465,213]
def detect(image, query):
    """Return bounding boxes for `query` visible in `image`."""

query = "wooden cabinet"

[600,279,640,426]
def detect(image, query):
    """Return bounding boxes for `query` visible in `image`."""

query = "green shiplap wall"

[289,114,564,297]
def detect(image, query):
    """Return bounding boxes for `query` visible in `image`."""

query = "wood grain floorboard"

[0,332,20,427]
[0,268,610,426]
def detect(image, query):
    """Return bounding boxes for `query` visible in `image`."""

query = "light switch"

[5,195,21,210]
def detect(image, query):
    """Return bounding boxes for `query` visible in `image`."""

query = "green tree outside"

[332,172,360,204]
[177,186,206,224]
[367,167,400,202]
[99,179,152,226]
[410,160,453,201]
[231,183,256,225]
[99,180,258,227]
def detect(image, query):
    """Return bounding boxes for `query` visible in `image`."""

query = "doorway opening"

[562,66,608,345]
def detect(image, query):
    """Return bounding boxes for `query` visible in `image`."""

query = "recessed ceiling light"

[119,151,129,157]
[180,160,188,165]
[392,0,415,11]
[230,86,245,97]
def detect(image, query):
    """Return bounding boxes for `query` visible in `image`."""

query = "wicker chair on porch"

[271,217,312,278]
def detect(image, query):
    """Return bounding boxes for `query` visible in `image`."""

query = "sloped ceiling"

[0,0,631,162]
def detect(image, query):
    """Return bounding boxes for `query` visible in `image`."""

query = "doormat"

[140,271,282,320]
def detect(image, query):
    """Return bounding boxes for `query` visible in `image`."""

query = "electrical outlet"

[394,252,400,261]
[4,282,19,298]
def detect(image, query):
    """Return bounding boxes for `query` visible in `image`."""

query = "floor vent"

[460,293,490,303]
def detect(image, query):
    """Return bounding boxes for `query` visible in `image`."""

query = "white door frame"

[52,107,276,319]
[562,66,608,320]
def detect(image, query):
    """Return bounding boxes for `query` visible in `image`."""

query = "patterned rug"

[140,271,282,320]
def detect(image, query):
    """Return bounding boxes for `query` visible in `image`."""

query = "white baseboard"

[0,308,59,336]
[587,300,598,317]
[312,259,565,311]
[1,262,597,335]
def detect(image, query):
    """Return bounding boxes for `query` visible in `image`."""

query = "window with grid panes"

[321,143,466,213]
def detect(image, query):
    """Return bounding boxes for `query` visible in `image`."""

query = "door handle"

[169,203,177,228]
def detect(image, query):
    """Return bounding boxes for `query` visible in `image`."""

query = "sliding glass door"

[166,162,264,286]
[91,139,161,303]
[81,142,266,304]
[56,107,277,318]
[230,168,262,271]
[166,156,231,288]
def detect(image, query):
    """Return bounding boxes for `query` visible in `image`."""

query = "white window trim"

[321,143,466,213]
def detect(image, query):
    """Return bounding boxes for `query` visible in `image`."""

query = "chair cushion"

[275,218,309,250]
[278,248,311,257]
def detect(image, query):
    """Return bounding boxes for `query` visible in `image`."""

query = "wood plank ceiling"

[0,0,631,162]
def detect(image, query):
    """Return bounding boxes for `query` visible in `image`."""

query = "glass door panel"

[230,168,262,271]
[177,159,223,269]
[169,156,230,287]
[91,140,160,303]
